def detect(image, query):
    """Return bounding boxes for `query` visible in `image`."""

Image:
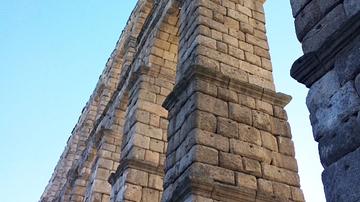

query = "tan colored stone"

[135,110,150,124]
[252,110,271,132]
[262,164,300,186]
[236,172,257,190]
[124,184,142,201]
[217,41,228,53]
[217,117,239,138]
[135,122,163,140]
[149,139,164,153]
[228,45,245,59]
[198,35,217,50]
[138,99,168,118]
[273,182,291,199]
[142,188,160,201]
[242,157,262,177]
[218,87,238,103]
[149,174,163,191]
[126,169,149,187]
[229,102,252,125]
[196,92,228,118]
[132,133,150,149]
[261,131,278,152]
[291,186,305,201]
[145,150,160,164]
[95,168,110,181]
[273,106,288,120]
[220,63,249,82]
[238,123,261,145]
[239,94,255,109]
[98,158,114,170]
[257,178,273,193]
[245,52,261,66]
[277,137,295,157]
[191,162,235,185]
[219,152,243,171]
[271,117,291,138]
[193,129,230,152]
[272,152,298,172]
[93,179,111,194]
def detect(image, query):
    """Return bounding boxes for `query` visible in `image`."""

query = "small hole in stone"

[250,145,254,148]
[343,117,350,123]
[278,170,281,173]
[316,24,322,29]
[345,165,350,171]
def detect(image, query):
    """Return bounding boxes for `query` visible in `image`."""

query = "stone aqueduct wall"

[40,0,304,201]
[40,0,360,201]
[290,0,360,201]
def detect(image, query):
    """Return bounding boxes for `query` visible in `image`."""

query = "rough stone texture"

[322,148,360,202]
[41,0,305,201]
[291,0,360,200]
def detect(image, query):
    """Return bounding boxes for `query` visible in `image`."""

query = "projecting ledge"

[291,10,360,88]
[163,64,292,111]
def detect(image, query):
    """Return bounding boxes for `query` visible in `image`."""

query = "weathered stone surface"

[344,0,360,18]
[196,92,228,118]
[294,1,322,41]
[42,0,305,201]
[262,164,300,187]
[261,131,278,152]
[252,110,271,132]
[230,139,266,162]
[229,102,253,125]
[302,4,346,53]
[190,162,235,185]
[236,172,257,190]
[322,147,360,202]
[273,182,291,200]
[238,123,261,146]
[217,117,238,139]
[334,41,360,86]
[290,0,312,17]
[309,81,360,141]
[271,117,291,138]
[291,0,360,200]
[318,115,360,167]
[257,178,273,193]
[219,152,243,172]
[192,129,230,152]
[277,137,295,157]
[272,152,298,172]
[291,186,305,202]
[142,188,160,202]
[242,157,262,177]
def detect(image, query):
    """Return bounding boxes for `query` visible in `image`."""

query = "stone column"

[290,0,360,201]
[161,0,304,201]
[108,65,173,202]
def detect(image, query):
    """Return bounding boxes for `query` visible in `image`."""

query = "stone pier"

[290,0,360,201]
[41,0,307,201]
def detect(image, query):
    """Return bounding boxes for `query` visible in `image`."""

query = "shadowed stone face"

[290,0,360,201]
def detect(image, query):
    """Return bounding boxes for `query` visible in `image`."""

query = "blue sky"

[0,1,325,201]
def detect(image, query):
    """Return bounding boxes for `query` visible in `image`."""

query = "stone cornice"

[163,64,292,111]
[291,10,360,87]
[166,176,286,202]
[108,158,164,185]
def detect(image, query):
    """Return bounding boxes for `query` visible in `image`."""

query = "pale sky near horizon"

[0,1,325,201]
